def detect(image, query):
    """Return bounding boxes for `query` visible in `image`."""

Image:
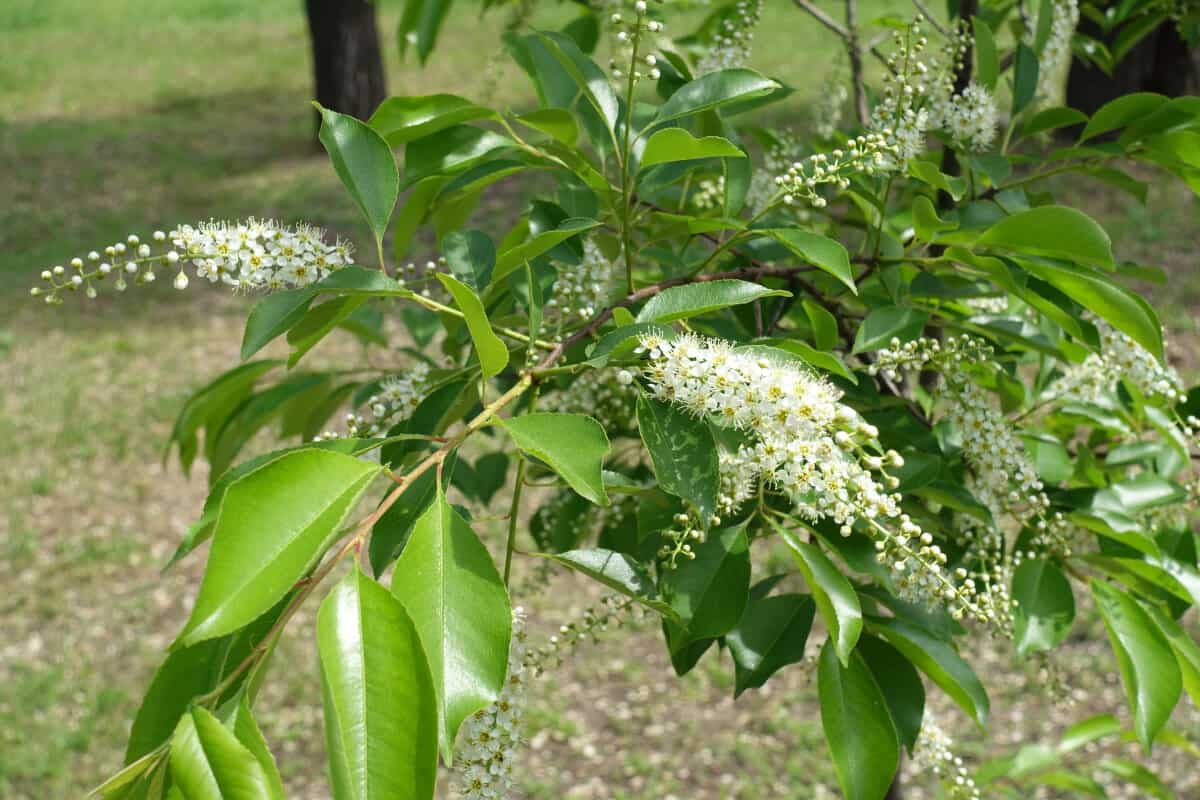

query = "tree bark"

[1067,19,1199,116]
[304,0,387,132]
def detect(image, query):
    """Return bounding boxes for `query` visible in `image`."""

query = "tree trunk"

[305,0,387,133]
[1067,20,1199,116]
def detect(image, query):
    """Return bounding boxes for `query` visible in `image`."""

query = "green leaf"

[514,108,579,145]
[286,296,367,367]
[852,306,929,354]
[639,128,745,168]
[1023,106,1089,138]
[912,195,957,242]
[369,94,493,146]
[540,548,678,619]
[778,527,862,665]
[1080,92,1167,142]
[727,591,815,696]
[868,616,989,729]
[167,360,281,474]
[319,569,438,800]
[175,450,381,647]
[1017,258,1163,360]
[397,0,453,62]
[753,340,857,382]
[491,217,601,286]
[240,290,318,360]
[635,279,788,323]
[435,273,509,380]
[635,395,720,520]
[858,634,925,755]
[403,125,512,187]
[1146,605,1200,709]
[1012,43,1039,116]
[653,68,781,124]
[502,412,610,505]
[973,18,999,90]
[391,488,511,760]
[317,104,399,246]
[1012,559,1075,657]
[803,299,839,350]
[393,176,447,262]
[761,229,856,293]
[817,642,900,800]
[1059,713,1122,753]
[169,707,277,800]
[312,266,412,296]
[908,159,967,200]
[442,230,495,290]
[1091,580,1181,749]
[977,206,1113,268]
[660,525,751,640]
[221,698,284,800]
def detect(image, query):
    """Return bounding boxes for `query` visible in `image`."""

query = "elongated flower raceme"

[639,333,990,622]
[1053,316,1183,404]
[696,0,763,74]
[345,363,432,437]
[30,218,353,304]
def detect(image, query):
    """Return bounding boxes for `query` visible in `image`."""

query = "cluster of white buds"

[868,334,995,382]
[345,363,432,437]
[455,608,528,800]
[692,175,726,211]
[696,0,763,74]
[659,506,721,566]
[639,333,987,619]
[746,129,801,214]
[547,240,621,322]
[869,20,969,166]
[1053,316,1183,404]
[31,219,353,304]
[774,133,897,207]
[911,712,982,800]
[398,257,448,301]
[608,1,665,82]
[526,594,635,676]
[963,295,1009,314]
[1031,0,1080,100]
[931,81,998,152]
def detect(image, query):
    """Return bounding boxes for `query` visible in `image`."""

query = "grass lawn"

[2,0,1199,798]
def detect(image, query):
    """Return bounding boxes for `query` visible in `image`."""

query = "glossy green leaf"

[754,340,856,382]
[317,105,399,244]
[168,360,281,474]
[391,488,511,760]
[312,266,412,296]
[653,68,781,124]
[501,412,610,505]
[1012,559,1075,657]
[639,128,744,168]
[175,449,381,647]
[635,279,788,323]
[761,229,856,293]
[1023,106,1089,138]
[491,217,601,285]
[319,569,438,800]
[240,291,318,360]
[442,229,495,290]
[868,616,989,729]
[1058,713,1122,753]
[852,306,929,354]
[1091,580,1181,749]
[858,634,925,755]
[660,526,751,640]
[1080,92,1167,142]
[435,273,509,380]
[1146,605,1200,708]
[973,18,998,90]
[222,698,284,800]
[514,108,579,145]
[817,642,900,800]
[727,591,815,696]
[779,527,862,665]
[403,125,512,187]
[1012,43,1039,116]
[369,94,493,146]
[169,707,277,800]
[802,299,839,350]
[912,195,957,242]
[540,548,678,619]
[977,206,1113,268]
[636,395,720,520]
[286,296,367,367]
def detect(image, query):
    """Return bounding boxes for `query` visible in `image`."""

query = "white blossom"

[911,712,981,800]
[346,363,432,437]
[1054,316,1183,404]
[547,239,620,322]
[696,0,763,74]
[931,82,998,151]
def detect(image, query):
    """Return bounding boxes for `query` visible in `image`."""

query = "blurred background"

[1,1,1199,797]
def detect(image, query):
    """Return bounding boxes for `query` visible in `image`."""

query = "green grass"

[3,1,1200,798]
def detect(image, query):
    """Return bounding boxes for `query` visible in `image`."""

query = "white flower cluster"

[640,334,986,618]
[608,3,665,82]
[1054,317,1183,404]
[545,366,637,432]
[931,81,998,152]
[911,712,981,800]
[1032,0,1080,100]
[696,0,763,74]
[775,133,897,207]
[547,240,621,322]
[692,175,725,211]
[746,129,800,214]
[455,608,528,800]
[32,219,353,304]
[346,363,432,437]
[813,67,849,140]
[869,20,970,165]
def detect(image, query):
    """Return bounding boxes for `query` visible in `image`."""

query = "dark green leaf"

[240,291,318,360]
[653,68,781,124]
[818,642,900,800]
[1012,43,1039,116]
[973,18,999,90]
[491,217,601,286]
[858,634,925,755]
[540,548,679,619]
[397,0,453,63]
[780,528,862,666]
[443,230,495,290]
[369,94,493,146]
[636,395,720,520]
[403,125,512,187]
[1080,92,1167,142]
[727,591,815,696]
[1012,559,1075,657]
[317,105,399,245]
[852,306,929,354]
[661,526,751,640]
